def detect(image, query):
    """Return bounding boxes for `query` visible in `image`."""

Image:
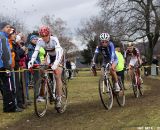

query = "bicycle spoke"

[99,78,113,110]
[34,79,48,117]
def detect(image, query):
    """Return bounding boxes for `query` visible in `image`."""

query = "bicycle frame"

[44,70,56,100]
[99,63,125,109]
[30,64,56,100]
[131,65,144,98]
[133,66,141,87]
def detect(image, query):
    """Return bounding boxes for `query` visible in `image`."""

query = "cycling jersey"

[92,41,118,65]
[125,47,140,58]
[31,36,63,67]
[124,47,141,67]
[115,51,124,72]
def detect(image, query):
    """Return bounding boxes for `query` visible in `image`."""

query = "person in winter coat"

[0,22,22,112]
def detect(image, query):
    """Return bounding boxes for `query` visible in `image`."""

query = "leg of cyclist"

[110,62,120,92]
[116,70,126,90]
[129,57,137,86]
[129,65,134,82]
[101,66,105,78]
[54,67,63,108]
[49,55,63,108]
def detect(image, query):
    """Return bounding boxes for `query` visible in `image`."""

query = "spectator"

[66,59,72,79]
[71,62,77,77]
[0,22,22,112]
[27,35,40,87]
[13,35,27,109]
[8,27,24,111]
[39,47,46,63]
[28,35,40,64]
[152,56,159,75]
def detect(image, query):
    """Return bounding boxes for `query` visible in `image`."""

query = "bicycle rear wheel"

[56,80,68,113]
[116,78,125,107]
[34,78,48,117]
[99,77,113,110]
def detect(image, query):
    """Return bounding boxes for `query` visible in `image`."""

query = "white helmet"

[99,33,110,41]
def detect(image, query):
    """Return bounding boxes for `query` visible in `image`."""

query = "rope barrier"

[0,65,159,73]
[0,68,39,73]
[142,65,159,68]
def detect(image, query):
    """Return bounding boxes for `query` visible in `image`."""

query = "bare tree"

[0,14,28,33]
[98,0,160,63]
[77,16,112,43]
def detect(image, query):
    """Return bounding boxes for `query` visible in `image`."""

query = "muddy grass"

[0,71,160,130]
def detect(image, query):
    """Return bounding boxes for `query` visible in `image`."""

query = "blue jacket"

[0,39,3,68]
[0,32,12,69]
[93,41,118,64]
[28,43,40,64]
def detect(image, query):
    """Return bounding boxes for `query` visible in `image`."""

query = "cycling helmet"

[99,32,110,41]
[39,25,50,37]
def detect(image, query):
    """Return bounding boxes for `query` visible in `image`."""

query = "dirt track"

[1,75,160,130]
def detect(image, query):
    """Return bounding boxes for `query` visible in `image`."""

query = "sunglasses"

[41,35,49,38]
[101,41,108,43]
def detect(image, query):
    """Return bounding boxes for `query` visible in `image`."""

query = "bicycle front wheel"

[116,78,125,107]
[133,85,139,98]
[56,80,68,113]
[139,86,143,96]
[34,78,48,117]
[99,77,113,110]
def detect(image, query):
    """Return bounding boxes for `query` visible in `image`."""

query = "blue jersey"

[93,41,118,65]
[0,39,3,68]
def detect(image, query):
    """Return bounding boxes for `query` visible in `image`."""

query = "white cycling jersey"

[31,36,63,67]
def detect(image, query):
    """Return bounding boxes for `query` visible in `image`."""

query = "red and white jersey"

[124,47,140,58]
[31,36,63,66]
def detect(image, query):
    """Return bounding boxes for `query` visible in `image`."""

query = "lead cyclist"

[92,32,121,92]
[28,25,63,108]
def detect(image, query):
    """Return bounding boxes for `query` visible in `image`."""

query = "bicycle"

[30,64,68,117]
[99,63,125,110]
[131,65,143,98]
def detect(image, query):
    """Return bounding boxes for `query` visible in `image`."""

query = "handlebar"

[29,64,65,74]
[105,63,111,69]
[32,64,52,68]
[29,64,52,74]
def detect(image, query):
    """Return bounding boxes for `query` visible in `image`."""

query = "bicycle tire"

[34,78,48,117]
[115,78,125,107]
[132,75,139,98]
[98,77,113,110]
[138,81,143,96]
[56,80,68,113]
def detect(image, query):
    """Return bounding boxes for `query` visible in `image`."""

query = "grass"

[0,71,160,130]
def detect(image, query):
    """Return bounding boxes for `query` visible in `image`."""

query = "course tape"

[0,68,53,73]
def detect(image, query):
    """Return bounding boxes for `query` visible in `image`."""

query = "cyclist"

[115,44,126,90]
[92,32,120,92]
[28,25,63,108]
[124,42,143,84]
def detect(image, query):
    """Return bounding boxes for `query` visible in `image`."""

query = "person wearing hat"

[0,22,12,69]
[28,35,40,64]
[12,34,27,109]
[27,35,40,93]
[0,22,22,112]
